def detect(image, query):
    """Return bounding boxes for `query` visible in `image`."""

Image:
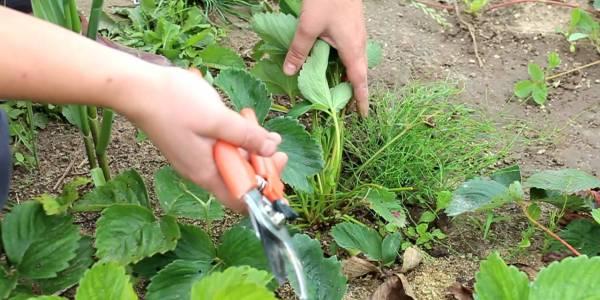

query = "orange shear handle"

[213,108,285,202]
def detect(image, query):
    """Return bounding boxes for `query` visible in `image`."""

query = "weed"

[563,8,600,53]
[344,82,507,206]
[514,52,561,106]
[463,0,489,15]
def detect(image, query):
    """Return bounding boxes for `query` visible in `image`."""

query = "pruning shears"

[213,108,308,300]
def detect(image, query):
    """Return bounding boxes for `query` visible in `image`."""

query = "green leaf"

[531,83,548,105]
[197,44,245,70]
[173,223,216,262]
[514,80,534,98]
[568,32,589,42]
[474,252,529,300]
[264,117,324,192]
[279,0,302,17]
[27,296,67,300]
[154,166,223,221]
[217,227,268,270]
[530,188,593,211]
[1,202,80,279]
[528,63,545,82]
[435,191,452,212]
[330,82,353,111]
[298,40,332,112]
[331,222,383,261]
[214,69,271,124]
[547,52,561,69]
[527,203,542,220]
[190,266,275,300]
[445,178,516,216]
[365,188,407,228]
[132,253,176,279]
[367,40,383,68]
[592,209,600,224]
[95,204,181,265]
[61,105,83,130]
[287,101,313,118]
[251,13,297,53]
[530,255,600,299]
[419,211,436,224]
[31,0,67,27]
[146,260,212,300]
[491,165,521,187]
[525,169,600,194]
[548,219,600,256]
[35,177,90,215]
[74,170,149,212]
[75,262,137,300]
[36,236,94,294]
[0,265,17,299]
[251,58,299,98]
[289,234,347,300]
[381,233,402,266]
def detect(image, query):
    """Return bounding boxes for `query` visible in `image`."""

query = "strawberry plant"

[445,166,600,257]
[514,52,561,106]
[473,252,600,300]
[110,0,246,69]
[0,166,347,299]
[331,222,402,267]
[563,8,600,53]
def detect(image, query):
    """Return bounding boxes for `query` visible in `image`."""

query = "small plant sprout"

[514,51,561,106]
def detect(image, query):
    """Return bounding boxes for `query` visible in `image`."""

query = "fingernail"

[268,132,282,143]
[261,141,277,155]
[284,62,297,76]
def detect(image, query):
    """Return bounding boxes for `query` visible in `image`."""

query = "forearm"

[0,6,162,113]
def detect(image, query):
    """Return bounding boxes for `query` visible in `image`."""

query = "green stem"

[25,102,39,167]
[78,106,98,169]
[86,0,104,40]
[96,109,114,180]
[67,0,82,32]
[354,123,415,178]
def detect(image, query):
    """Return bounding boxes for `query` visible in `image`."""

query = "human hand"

[116,66,287,212]
[284,0,369,116]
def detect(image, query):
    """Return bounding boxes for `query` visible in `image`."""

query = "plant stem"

[354,124,414,178]
[25,102,39,168]
[96,109,114,180]
[519,202,581,256]
[546,59,600,81]
[78,106,98,169]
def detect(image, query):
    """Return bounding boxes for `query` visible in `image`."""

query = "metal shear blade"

[244,190,308,300]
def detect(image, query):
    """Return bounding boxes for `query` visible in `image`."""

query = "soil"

[7,0,600,299]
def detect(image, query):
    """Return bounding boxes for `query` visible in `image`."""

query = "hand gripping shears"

[213,108,308,300]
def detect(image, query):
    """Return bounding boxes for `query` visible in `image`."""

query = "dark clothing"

[3,0,32,13]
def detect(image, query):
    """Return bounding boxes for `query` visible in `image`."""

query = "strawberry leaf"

[474,252,529,300]
[95,204,180,265]
[264,117,324,193]
[154,166,223,221]
[75,262,137,300]
[1,202,80,279]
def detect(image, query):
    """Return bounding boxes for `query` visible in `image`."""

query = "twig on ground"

[53,158,77,191]
[453,0,484,67]
[519,202,581,257]
[547,59,600,81]
[414,0,598,14]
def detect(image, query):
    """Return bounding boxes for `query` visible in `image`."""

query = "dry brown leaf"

[342,256,379,279]
[369,274,416,300]
[400,246,422,273]
[446,282,473,300]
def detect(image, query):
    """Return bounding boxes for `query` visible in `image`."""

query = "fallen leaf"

[342,256,379,279]
[446,282,473,300]
[370,274,415,300]
[400,246,422,273]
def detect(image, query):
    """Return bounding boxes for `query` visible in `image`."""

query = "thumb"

[206,108,282,157]
[284,25,318,76]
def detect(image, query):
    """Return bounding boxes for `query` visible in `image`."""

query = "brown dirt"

[6,0,600,299]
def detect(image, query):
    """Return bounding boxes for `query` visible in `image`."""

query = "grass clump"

[344,82,509,206]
